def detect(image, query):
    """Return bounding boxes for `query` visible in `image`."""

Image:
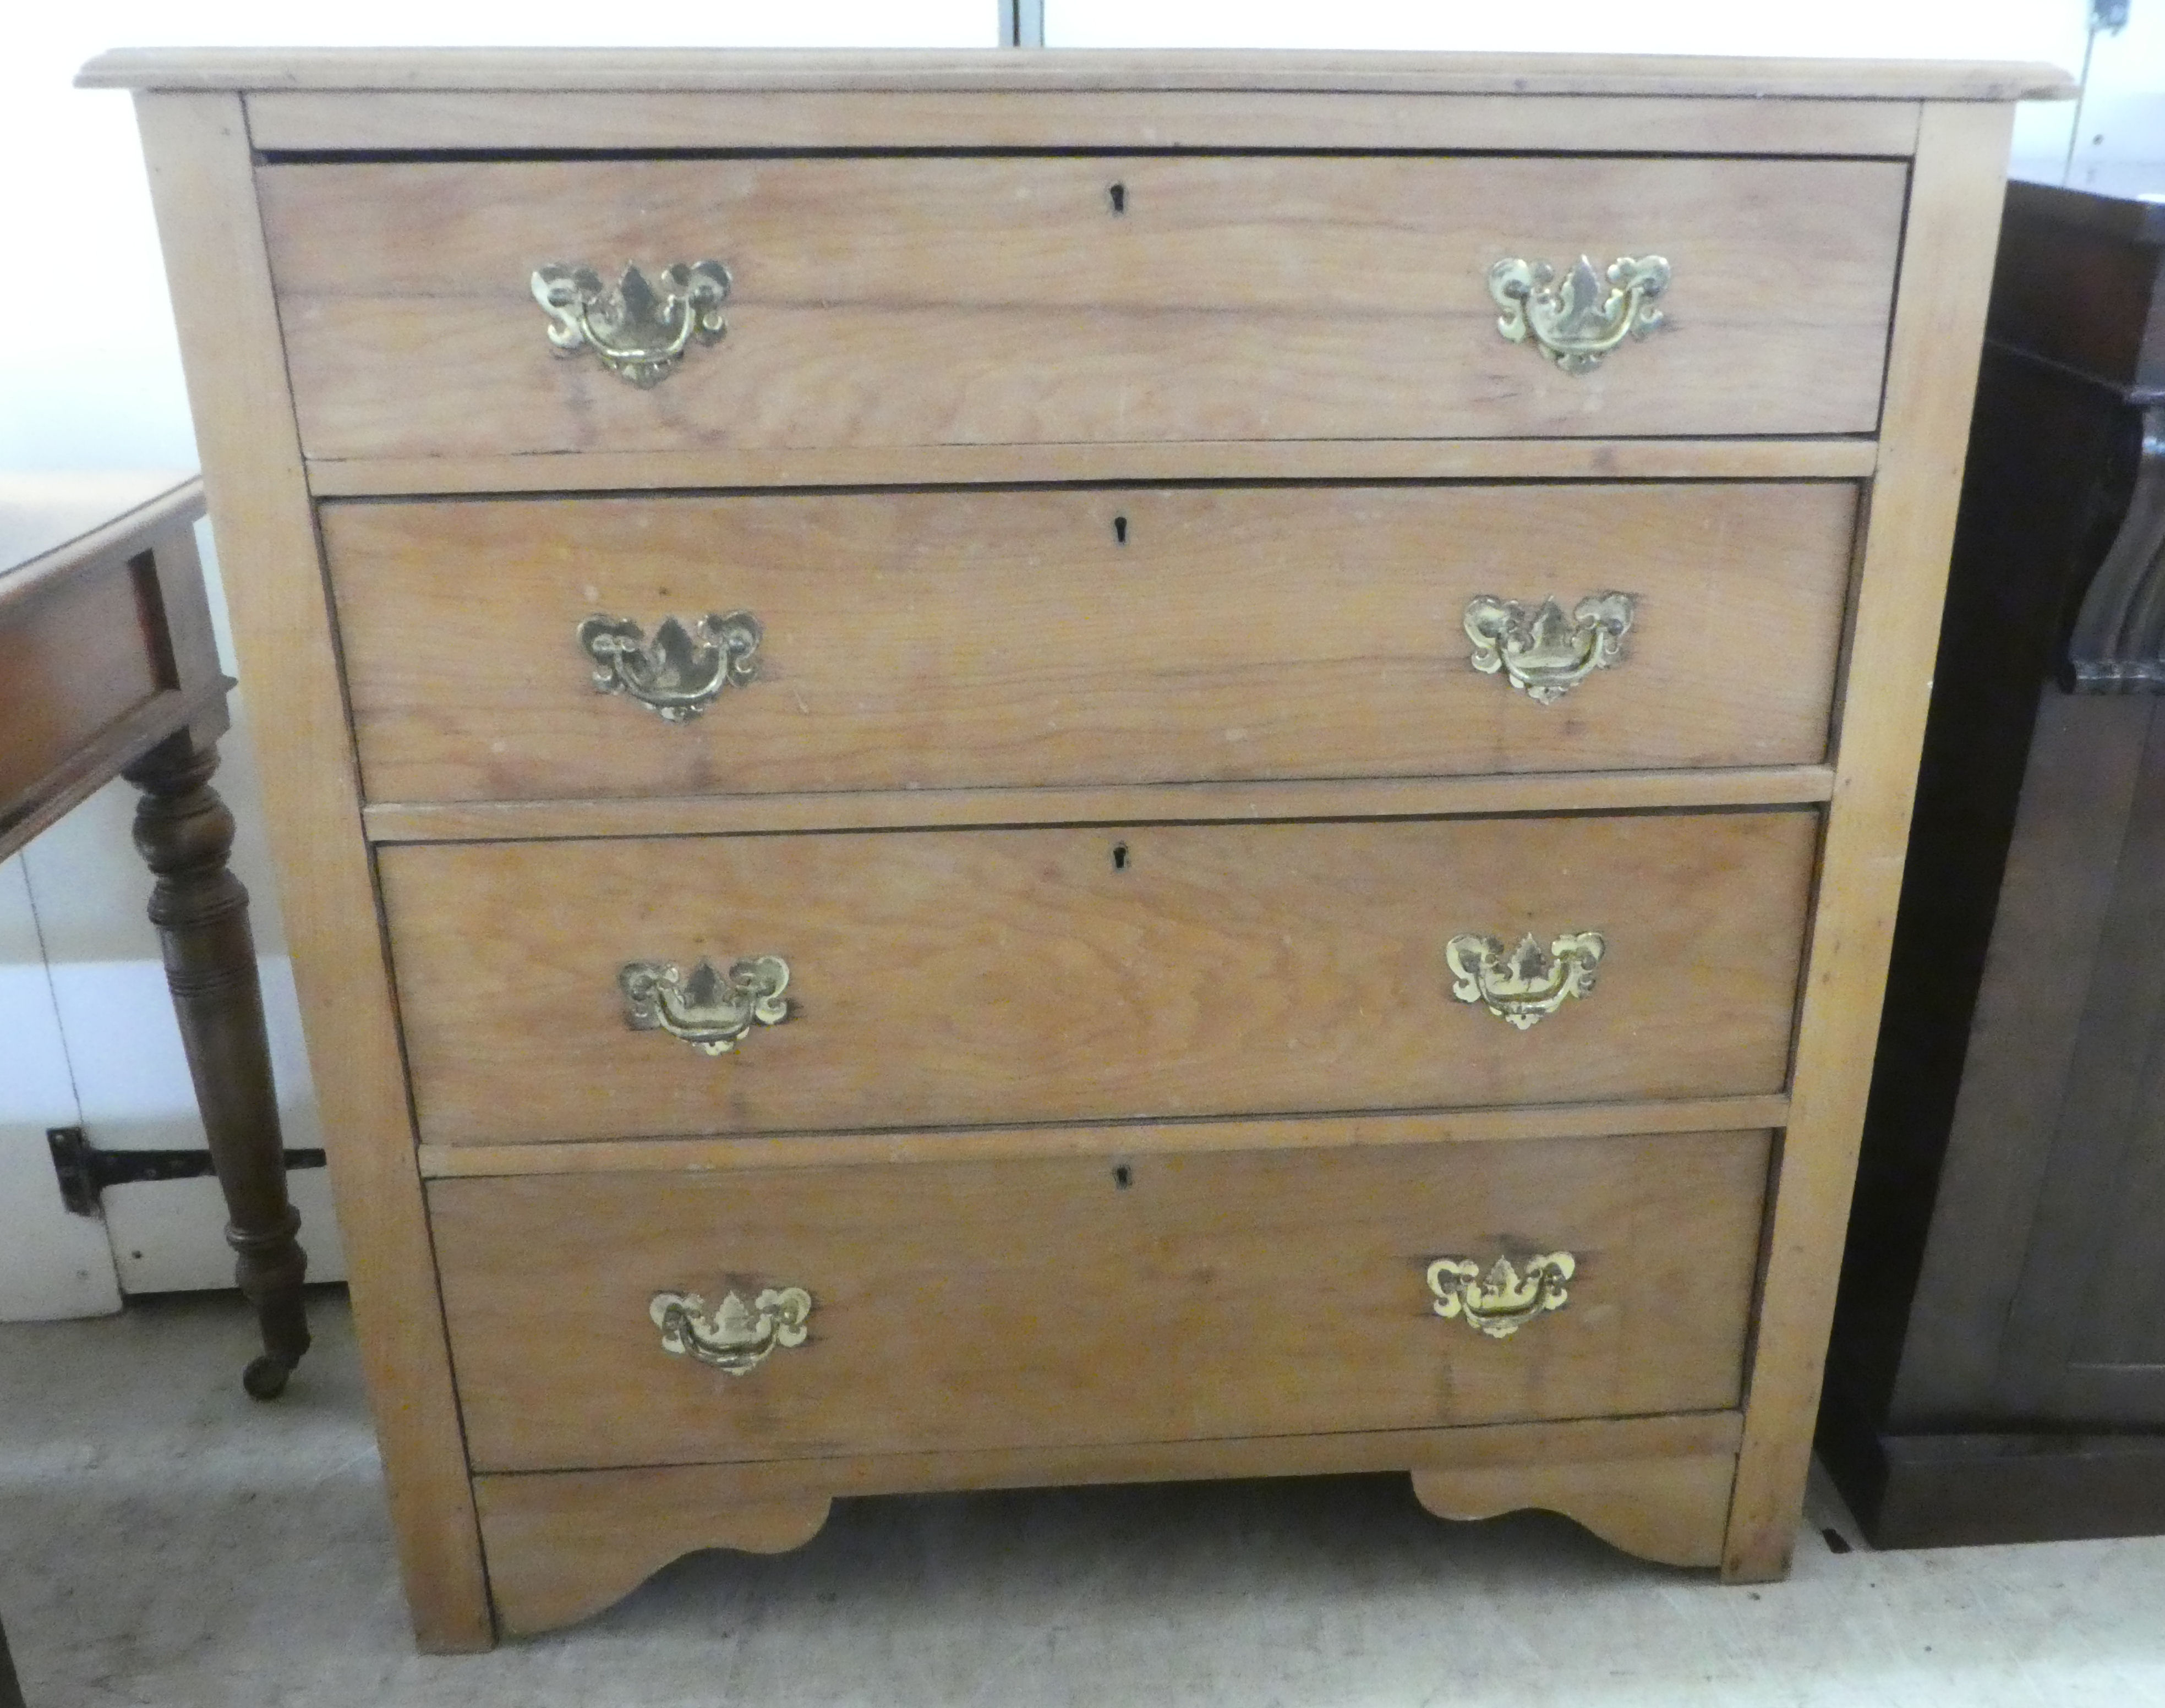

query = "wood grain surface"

[416,1095,1793,1178]
[303,437,1880,497]
[477,1487,832,1637]
[361,767,1838,845]
[77,46,2074,101]
[0,477,233,862]
[1723,102,2019,1583]
[259,155,1906,459]
[0,550,168,808]
[328,483,1858,804]
[130,92,493,1651]
[243,89,1923,155]
[430,1127,1770,1472]
[1412,1452,1734,1567]
[471,1406,1743,1634]
[381,809,1817,1143]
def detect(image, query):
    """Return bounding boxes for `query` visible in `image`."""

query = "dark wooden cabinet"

[1820,174,2165,1545]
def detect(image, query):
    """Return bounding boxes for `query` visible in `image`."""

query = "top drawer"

[259,155,1906,462]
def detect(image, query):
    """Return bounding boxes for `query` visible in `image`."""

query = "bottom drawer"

[433,1126,1769,1474]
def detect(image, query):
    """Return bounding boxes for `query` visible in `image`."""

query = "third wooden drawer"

[381,809,1816,1145]
[329,483,1858,803]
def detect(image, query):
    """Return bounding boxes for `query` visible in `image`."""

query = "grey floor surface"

[3,1293,2164,1707]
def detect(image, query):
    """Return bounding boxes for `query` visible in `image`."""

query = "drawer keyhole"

[1113,1164,1134,1189]
[1113,514,1128,545]
[1108,182,1127,215]
[1112,842,1129,871]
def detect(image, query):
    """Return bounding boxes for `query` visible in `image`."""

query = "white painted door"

[0,763,350,1322]
[0,855,121,1320]
[9,760,348,1311]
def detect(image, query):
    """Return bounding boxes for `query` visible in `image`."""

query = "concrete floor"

[4,1293,2164,1707]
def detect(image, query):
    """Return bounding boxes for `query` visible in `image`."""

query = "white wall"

[0,0,994,1317]
[0,0,2136,1316]
[0,863,120,1320]
[2062,1,2165,186]
[0,0,2106,479]
[2,1,996,475]
[1050,0,2085,56]
[1049,1,2101,169]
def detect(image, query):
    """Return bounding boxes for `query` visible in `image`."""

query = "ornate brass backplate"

[650,1287,812,1375]
[1464,593,1635,704]
[578,612,762,723]
[1427,1253,1576,1339]
[1446,931,1605,1029]
[531,260,731,387]
[621,955,790,1055]
[1489,255,1670,374]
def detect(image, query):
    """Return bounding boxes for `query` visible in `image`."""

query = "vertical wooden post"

[132,90,494,1650]
[1723,98,2018,1581]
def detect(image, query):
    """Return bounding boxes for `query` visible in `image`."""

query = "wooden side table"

[0,473,309,1398]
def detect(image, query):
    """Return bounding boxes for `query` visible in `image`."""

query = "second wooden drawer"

[329,483,1858,802]
[382,810,1816,1145]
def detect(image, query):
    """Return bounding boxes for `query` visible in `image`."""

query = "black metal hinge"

[45,1126,325,1218]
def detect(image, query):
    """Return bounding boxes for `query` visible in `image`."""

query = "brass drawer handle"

[1489,254,1669,374]
[578,612,762,722]
[621,955,790,1055]
[531,260,731,388]
[651,1287,812,1375]
[1446,931,1605,1030]
[1427,1253,1575,1339]
[1464,593,1634,704]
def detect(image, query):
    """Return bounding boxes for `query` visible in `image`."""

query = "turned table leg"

[123,729,310,1399]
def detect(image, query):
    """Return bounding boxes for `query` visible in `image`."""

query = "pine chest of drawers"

[86,46,2066,1650]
